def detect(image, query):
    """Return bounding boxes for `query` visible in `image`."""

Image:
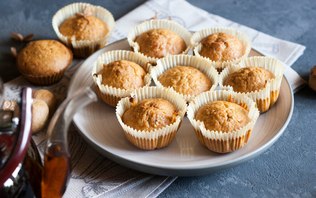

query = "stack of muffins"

[16,2,285,153]
[90,18,285,153]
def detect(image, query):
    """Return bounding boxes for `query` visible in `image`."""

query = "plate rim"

[69,39,294,176]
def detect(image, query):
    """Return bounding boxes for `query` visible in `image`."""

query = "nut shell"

[33,89,57,114]
[31,99,49,134]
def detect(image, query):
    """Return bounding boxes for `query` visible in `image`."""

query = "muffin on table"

[17,40,73,85]
[52,2,115,58]
[128,19,191,62]
[191,27,251,71]
[92,50,151,107]
[219,56,285,112]
[151,55,218,101]
[187,90,259,153]
[116,86,187,150]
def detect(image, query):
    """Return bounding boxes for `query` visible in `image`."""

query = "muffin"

[135,29,187,58]
[52,2,115,58]
[116,86,187,150]
[151,55,218,101]
[219,56,285,112]
[223,67,274,93]
[199,32,243,62]
[59,15,108,41]
[92,50,151,107]
[187,90,259,153]
[158,66,212,95]
[191,27,251,70]
[17,40,73,85]
[128,19,191,62]
[122,98,178,131]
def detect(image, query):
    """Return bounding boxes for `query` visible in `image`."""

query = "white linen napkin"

[3,0,306,197]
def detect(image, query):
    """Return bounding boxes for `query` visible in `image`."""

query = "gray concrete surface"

[0,0,315,197]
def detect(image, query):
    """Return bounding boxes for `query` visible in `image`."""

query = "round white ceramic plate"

[68,39,294,176]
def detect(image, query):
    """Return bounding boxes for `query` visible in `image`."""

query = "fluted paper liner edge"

[92,50,152,106]
[20,67,67,86]
[187,90,259,149]
[52,2,115,57]
[115,86,187,149]
[219,56,285,112]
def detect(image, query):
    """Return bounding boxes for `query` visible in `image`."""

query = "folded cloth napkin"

[3,0,306,197]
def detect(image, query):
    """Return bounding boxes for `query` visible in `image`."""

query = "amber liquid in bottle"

[41,143,70,198]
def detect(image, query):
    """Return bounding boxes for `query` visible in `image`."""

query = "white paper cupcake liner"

[127,19,192,63]
[52,2,115,57]
[187,90,259,153]
[151,54,219,102]
[191,27,251,70]
[219,56,285,112]
[21,67,67,86]
[92,50,152,106]
[116,86,187,150]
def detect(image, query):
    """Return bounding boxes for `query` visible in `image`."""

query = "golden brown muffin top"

[97,60,146,90]
[158,66,212,96]
[17,40,73,76]
[224,67,275,93]
[200,32,243,62]
[122,98,178,131]
[135,28,187,58]
[195,101,250,132]
[59,15,108,41]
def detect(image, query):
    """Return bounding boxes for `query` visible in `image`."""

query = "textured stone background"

[0,0,315,197]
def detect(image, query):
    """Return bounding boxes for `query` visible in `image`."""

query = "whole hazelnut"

[309,66,316,91]
[31,99,49,134]
[33,89,57,114]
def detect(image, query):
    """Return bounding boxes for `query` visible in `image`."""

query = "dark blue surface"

[0,0,315,197]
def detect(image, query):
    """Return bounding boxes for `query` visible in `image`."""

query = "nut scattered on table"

[309,66,316,91]
[33,89,57,115]
[31,99,49,134]
[10,32,34,42]
[2,100,20,117]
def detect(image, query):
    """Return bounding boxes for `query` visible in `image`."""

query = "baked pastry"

[92,50,151,107]
[17,40,73,85]
[128,19,191,62]
[135,28,187,58]
[219,56,285,112]
[122,98,177,131]
[191,27,251,70]
[158,66,212,96]
[116,86,187,150]
[223,67,275,93]
[199,32,243,62]
[151,55,218,101]
[187,90,259,153]
[98,60,146,90]
[59,15,108,41]
[52,2,115,58]
[195,101,250,132]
